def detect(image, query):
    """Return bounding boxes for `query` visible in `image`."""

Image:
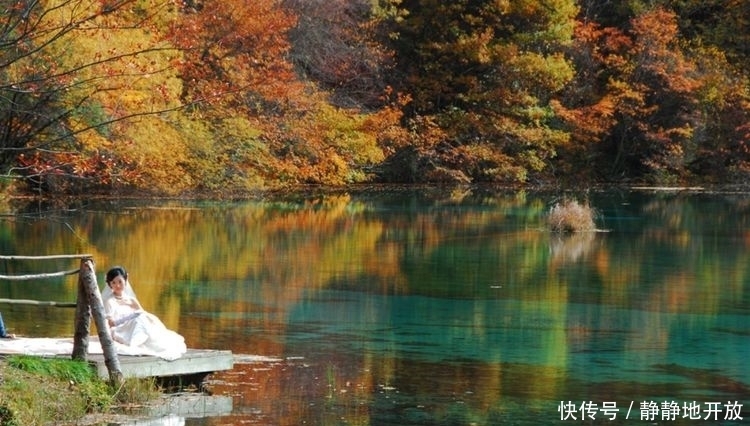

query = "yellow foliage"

[511,52,575,93]
[317,105,385,165]
[115,115,194,194]
[36,0,191,193]
[76,129,112,152]
[210,116,275,190]
[269,103,386,185]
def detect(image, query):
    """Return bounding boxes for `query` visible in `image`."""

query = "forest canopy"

[1,0,749,197]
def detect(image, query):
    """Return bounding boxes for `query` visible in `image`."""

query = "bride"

[102,266,187,361]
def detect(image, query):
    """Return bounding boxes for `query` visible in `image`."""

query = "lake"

[0,187,748,425]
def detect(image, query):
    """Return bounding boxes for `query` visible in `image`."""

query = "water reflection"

[118,414,184,426]
[0,188,748,425]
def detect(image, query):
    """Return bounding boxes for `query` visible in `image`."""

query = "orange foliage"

[630,9,702,95]
[551,96,616,145]
[556,8,707,181]
[16,150,142,192]
[167,0,301,109]
[6,0,750,194]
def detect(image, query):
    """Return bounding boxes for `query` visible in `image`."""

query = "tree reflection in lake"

[0,188,748,425]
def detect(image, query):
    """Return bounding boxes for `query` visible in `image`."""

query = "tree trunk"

[71,272,90,360]
[74,258,123,384]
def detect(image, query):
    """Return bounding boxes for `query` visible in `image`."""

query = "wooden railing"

[0,255,123,383]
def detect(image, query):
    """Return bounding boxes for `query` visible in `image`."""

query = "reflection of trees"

[0,217,110,336]
[6,191,750,321]
[5,190,750,422]
[548,231,597,266]
[601,191,749,314]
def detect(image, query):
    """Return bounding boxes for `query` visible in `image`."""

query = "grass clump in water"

[111,377,161,407]
[547,199,596,233]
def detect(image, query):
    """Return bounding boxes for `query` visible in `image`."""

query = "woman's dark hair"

[106,266,128,284]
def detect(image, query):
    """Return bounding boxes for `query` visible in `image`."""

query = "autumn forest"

[2,0,749,197]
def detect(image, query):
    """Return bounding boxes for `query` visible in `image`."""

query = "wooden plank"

[87,349,234,379]
[0,254,93,260]
[0,268,80,281]
[0,298,76,307]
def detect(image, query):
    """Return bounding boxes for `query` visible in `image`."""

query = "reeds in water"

[547,199,596,233]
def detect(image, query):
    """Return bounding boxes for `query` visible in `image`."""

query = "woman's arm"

[104,298,116,327]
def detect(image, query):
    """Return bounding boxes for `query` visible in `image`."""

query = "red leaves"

[165,0,298,108]
[17,150,141,188]
[630,9,702,95]
[557,7,711,180]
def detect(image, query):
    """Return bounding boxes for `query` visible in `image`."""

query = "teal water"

[0,188,747,425]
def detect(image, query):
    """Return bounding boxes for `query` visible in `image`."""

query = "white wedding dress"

[102,282,187,361]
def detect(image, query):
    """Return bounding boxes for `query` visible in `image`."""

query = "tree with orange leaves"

[166,0,300,113]
[555,7,704,182]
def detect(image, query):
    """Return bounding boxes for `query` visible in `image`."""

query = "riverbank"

[0,354,231,426]
[0,355,160,426]
[0,356,104,425]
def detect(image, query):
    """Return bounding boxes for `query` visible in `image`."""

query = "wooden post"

[71,268,91,359]
[73,258,123,384]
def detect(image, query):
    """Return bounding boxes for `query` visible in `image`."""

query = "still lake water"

[0,187,748,425]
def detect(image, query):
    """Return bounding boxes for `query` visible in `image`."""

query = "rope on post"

[73,258,123,385]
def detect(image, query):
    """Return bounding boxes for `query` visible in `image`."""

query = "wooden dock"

[87,349,234,381]
[0,257,235,386]
[0,337,234,387]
